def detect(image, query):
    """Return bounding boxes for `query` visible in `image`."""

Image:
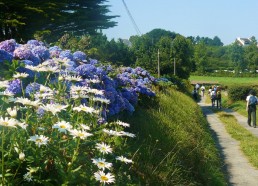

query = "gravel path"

[198,96,258,186]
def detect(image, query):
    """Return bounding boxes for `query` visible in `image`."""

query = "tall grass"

[125,88,227,185]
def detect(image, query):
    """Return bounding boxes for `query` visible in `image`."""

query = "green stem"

[20,80,25,97]
[2,128,5,186]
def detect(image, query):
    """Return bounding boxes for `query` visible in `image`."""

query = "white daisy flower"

[65,75,83,82]
[119,131,136,138]
[103,129,123,136]
[95,142,113,154]
[80,124,90,130]
[86,88,104,95]
[72,104,99,114]
[116,120,130,127]
[7,107,18,118]
[116,156,133,164]
[41,103,68,115]
[94,170,115,184]
[0,90,14,97]
[13,72,29,79]
[15,97,41,107]
[0,80,9,88]
[17,122,28,130]
[52,121,72,134]
[92,158,112,170]
[92,97,110,104]
[0,117,17,128]
[28,135,49,147]
[69,129,93,139]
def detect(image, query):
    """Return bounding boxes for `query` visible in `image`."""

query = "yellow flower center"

[101,175,108,181]
[36,139,42,143]
[2,121,9,126]
[60,125,66,129]
[98,162,105,167]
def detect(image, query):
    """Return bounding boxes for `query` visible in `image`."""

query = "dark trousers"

[248,105,256,127]
[216,98,221,108]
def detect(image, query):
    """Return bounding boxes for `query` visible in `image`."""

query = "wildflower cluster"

[0,39,156,185]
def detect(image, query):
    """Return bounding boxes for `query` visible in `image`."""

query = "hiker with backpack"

[246,90,258,128]
[210,88,216,107]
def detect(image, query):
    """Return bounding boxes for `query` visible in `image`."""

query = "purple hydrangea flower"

[89,58,98,65]
[31,46,50,62]
[75,64,96,79]
[6,79,21,94]
[0,39,17,53]
[59,50,73,60]
[27,40,44,46]
[49,46,62,58]
[0,50,13,63]
[13,45,32,60]
[73,51,87,62]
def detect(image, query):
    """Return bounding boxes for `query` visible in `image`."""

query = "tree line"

[54,29,258,79]
[1,0,258,79]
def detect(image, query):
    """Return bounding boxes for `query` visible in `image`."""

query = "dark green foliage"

[0,0,118,42]
[228,85,258,101]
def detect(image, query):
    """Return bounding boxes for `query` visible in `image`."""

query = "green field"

[190,75,258,86]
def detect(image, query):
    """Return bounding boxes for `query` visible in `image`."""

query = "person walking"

[200,84,205,97]
[216,87,222,109]
[246,90,258,128]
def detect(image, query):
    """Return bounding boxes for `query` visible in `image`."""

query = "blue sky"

[103,0,258,45]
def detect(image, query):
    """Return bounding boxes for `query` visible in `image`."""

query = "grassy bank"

[124,88,226,185]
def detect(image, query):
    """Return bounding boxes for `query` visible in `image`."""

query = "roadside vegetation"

[124,87,227,185]
[218,112,258,168]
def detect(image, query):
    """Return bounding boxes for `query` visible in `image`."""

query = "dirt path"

[198,95,258,186]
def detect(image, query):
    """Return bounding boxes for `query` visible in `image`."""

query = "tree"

[194,41,208,74]
[0,0,118,42]
[244,42,258,74]
[230,42,245,75]
[172,35,194,79]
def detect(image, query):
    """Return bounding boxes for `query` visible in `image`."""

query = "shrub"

[228,85,258,101]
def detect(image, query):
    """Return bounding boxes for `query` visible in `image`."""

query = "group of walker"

[192,83,222,109]
[193,83,257,128]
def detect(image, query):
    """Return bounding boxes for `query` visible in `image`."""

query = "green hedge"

[228,85,258,101]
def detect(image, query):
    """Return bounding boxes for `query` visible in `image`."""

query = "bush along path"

[198,95,258,186]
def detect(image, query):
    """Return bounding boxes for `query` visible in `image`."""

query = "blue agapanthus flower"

[6,79,22,94]
[59,50,73,60]
[73,51,87,62]
[0,39,17,54]
[0,50,13,63]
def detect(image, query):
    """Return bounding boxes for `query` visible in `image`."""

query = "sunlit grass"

[126,87,227,185]
[218,112,258,168]
[190,75,258,86]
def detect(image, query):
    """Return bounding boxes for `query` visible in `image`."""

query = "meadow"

[190,75,258,86]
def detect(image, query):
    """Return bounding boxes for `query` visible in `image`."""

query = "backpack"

[249,95,257,106]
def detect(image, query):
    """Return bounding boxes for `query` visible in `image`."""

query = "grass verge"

[124,87,227,185]
[217,112,258,168]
